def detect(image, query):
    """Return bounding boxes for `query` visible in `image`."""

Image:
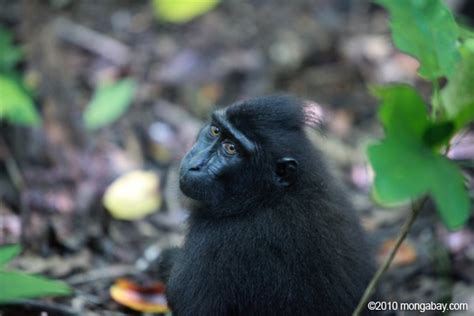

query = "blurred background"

[0,0,474,315]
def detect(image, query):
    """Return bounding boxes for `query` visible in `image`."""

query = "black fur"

[166,95,375,315]
[155,247,182,284]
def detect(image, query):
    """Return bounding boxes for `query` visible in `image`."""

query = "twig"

[66,264,137,286]
[352,197,428,316]
[53,17,130,66]
[431,78,446,119]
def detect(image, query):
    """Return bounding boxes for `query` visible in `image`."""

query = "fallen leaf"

[103,170,161,220]
[110,278,169,313]
[377,239,417,267]
[152,0,219,23]
[83,78,136,130]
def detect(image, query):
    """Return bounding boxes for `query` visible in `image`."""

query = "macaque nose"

[189,165,201,171]
[188,156,207,172]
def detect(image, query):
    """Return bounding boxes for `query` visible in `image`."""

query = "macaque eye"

[210,125,220,137]
[223,142,237,155]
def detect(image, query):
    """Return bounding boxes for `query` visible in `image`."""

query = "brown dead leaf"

[377,239,417,267]
[110,278,169,313]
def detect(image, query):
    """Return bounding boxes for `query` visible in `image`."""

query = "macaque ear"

[275,157,298,187]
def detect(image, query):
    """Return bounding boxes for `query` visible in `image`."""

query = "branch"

[352,197,428,316]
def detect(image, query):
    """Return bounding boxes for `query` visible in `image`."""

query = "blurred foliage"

[368,0,474,230]
[440,42,474,129]
[103,170,162,220]
[0,244,21,265]
[368,86,469,229]
[152,0,220,23]
[0,26,40,126]
[0,245,71,302]
[376,0,459,79]
[0,27,22,73]
[0,25,137,129]
[459,25,474,39]
[83,78,136,130]
[0,75,41,126]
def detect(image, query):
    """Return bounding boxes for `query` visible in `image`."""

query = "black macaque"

[163,95,375,315]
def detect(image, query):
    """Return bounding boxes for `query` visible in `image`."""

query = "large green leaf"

[368,85,470,229]
[152,0,219,23]
[369,140,469,229]
[0,271,71,302]
[430,156,470,229]
[0,245,21,266]
[371,85,430,140]
[83,78,136,130]
[440,48,474,129]
[0,75,40,126]
[376,0,460,79]
[369,139,429,204]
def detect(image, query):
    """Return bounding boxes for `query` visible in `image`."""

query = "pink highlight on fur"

[303,100,325,128]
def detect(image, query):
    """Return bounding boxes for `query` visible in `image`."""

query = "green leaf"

[368,84,470,229]
[0,245,21,266]
[371,85,429,140]
[430,156,470,229]
[0,26,22,72]
[369,139,429,204]
[0,271,71,302]
[0,75,41,126]
[440,48,474,129]
[376,0,460,79]
[152,0,219,23]
[83,78,136,130]
[423,121,454,147]
[369,141,469,229]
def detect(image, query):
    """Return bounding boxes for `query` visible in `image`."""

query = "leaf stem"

[352,197,428,316]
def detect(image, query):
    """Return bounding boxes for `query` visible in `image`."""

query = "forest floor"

[0,1,473,315]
